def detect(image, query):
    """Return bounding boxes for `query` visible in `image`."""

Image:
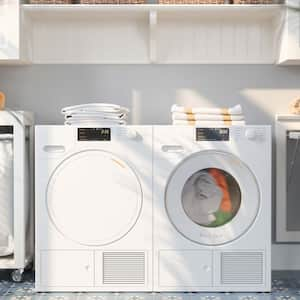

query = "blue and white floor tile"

[1,273,300,300]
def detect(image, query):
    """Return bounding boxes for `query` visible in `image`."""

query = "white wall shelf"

[18,4,285,64]
[278,0,300,65]
[5,3,300,65]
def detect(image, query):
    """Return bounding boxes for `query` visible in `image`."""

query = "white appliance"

[0,111,34,282]
[275,114,300,242]
[35,126,152,292]
[153,126,271,292]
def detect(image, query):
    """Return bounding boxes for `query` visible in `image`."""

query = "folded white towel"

[62,103,129,126]
[171,104,242,115]
[172,112,244,121]
[65,119,126,126]
[62,103,129,115]
[63,110,128,118]
[172,120,245,126]
[65,113,127,121]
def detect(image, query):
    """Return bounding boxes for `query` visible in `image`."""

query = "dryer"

[35,126,152,292]
[153,126,271,292]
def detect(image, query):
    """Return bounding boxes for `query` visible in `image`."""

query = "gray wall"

[1,64,300,270]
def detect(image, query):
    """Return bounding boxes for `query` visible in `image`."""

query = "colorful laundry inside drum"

[182,168,241,228]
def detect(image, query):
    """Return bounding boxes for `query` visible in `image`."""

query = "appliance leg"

[11,269,24,282]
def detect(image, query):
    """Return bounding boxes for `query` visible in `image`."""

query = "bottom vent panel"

[221,252,264,285]
[103,252,145,285]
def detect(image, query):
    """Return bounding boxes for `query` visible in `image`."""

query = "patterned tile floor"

[1,272,300,300]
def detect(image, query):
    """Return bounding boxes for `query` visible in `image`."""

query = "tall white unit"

[35,126,153,292]
[0,111,34,281]
[276,115,300,242]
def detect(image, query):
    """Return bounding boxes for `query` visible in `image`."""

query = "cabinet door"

[278,0,300,65]
[158,250,212,288]
[0,0,19,61]
[40,251,94,287]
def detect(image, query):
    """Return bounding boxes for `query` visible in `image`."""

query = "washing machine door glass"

[47,150,142,246]
[182,168,241,228]
[165,150,260,245]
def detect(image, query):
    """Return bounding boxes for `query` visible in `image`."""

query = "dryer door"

[47,150,142,246]
[165,150,260,245]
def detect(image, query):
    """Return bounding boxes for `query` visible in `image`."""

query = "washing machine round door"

[165,150,260,245]
[47,150,142,246]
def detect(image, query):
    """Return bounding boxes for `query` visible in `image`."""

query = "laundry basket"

[0,111,34,282]
[232,0,272,3]
[0,131,13,257]
[79,0,146,4]
[28,0,72,4]
[159,0,225,4]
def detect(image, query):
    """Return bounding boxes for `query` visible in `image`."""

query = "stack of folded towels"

[171,104,245,126]
[61,103,129,126]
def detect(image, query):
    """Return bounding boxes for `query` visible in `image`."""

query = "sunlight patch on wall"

[175,89,216,108]
[240,89,300,117]
[131,89,142,125]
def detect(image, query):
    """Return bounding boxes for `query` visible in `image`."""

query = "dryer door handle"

[43,145,66,153]
[161,145,184,153]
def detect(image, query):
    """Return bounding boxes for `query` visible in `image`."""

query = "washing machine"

[153,125,271,292]
[35,126,153,292]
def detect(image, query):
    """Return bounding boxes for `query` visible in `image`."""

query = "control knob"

[245,129,257,140]
[126,129,138,140]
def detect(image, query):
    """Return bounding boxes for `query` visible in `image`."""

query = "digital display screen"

[0,126,13,135]
[196,128,230,141]
[78,128,111,141]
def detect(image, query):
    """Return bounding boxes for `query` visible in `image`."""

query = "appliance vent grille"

[221,252,264,285]
[103,252,145,285]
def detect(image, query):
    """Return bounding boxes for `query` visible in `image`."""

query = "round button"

[245,129,257,140]
[126,129,138,140]
[203,265,211,272]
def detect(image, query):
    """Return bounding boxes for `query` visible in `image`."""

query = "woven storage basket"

[29,0,73,3]
[232,0,272,3]
[159,0,224,4]
[79,0,145,3]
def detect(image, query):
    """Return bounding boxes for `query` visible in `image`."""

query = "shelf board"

[22,4,284,19]
[276,114,300,121]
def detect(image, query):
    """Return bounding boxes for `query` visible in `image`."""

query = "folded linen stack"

[61,103,129,126]
[171,104,245,126]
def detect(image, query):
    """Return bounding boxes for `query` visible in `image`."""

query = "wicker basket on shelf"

[159,0,224,4]
[232,0,272,3]
[29,0,73,3]
[79,0,145,3]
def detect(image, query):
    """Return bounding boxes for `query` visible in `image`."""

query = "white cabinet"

[40,251,94,287]
[278,0,300,64]
[0,0,21,62]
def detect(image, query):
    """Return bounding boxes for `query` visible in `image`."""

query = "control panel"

[195,128,230,141]
[78,128,111,141]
